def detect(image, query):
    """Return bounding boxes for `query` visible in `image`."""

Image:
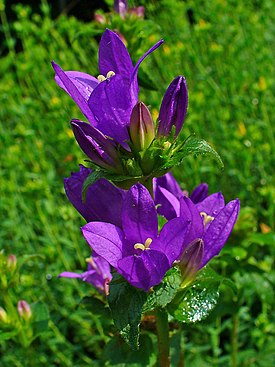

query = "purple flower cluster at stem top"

[61,166,239,292]
[52,29,188,173]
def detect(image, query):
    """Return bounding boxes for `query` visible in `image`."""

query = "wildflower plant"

[54,28,240,365]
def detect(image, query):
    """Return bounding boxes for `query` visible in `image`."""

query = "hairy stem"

[231,313,239,367]
[155,309,170,367]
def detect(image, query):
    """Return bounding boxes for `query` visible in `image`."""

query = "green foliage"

[0,0,274,365]
[108,274,147,350]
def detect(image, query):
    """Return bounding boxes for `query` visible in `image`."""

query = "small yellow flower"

[163,45,170,55]
[66,128,74,138]
[151,108,158,121]
[258,76,267,91]
[237,122,246,137]
[50,96,61,106]
[260,223,271,234]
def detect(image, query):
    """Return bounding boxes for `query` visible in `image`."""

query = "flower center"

[134,238,152,251]
[97,70,116,82]
[200,212,215,226]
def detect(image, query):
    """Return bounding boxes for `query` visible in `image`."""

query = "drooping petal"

[52,61,96,123]
[201,199,240,267]
[180,197,204,245]
[155,186,180,220]
[157,76,188,137]
[54,70,99,101]
[58,253,112,294]
[88,75,132,144]
[122,183,158,244]
[59,271,83,279]
[117,250,170,291]
[190,183,209,204]
[82,222,126,267]
[196,192,225,218]
[64,165,126,226]
[98,29,133,81]
[152,217,191,265]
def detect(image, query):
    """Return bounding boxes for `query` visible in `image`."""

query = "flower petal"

[88,74,132,144]
[196,192,225,218]
[64,165,126,226]
[152,216,191,265]
[98,29,133,81]
[82,222,126,267]
[130,39,164,100]
[117,250,170,291]
[155,186,180,220]
[190,183,209,204]
[122,183,158,244]
[54,70,99,101]
[180,197,204,244]
[52,61,96,123]
[201,199,240,267]
[154,172,183,199]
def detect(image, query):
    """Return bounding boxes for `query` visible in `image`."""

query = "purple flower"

[154,172,208,220]
[81,183,191,292]
[64,164,126,227]
[157,76,188,137]
[59,253,112,295]
[114,1,145,19]
[52,29,163,150]
[180,195,240,269]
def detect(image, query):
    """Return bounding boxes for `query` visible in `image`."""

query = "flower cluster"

[54,29,240,295]
[52,29,188,185]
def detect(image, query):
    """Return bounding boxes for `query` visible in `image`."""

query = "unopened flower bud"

[129,6,145,18]
[7,254,17,272]
[114,0,128,18]
[0,307,8,323]
[130,102,155,151]
[157,76,188,137]
[179,238,204,286]
[94,13,106,24]
[17,300,32,321]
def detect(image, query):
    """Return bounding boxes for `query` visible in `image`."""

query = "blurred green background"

[0,0,274,366]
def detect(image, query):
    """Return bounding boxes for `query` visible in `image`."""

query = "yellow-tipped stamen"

[97,75,106,82]
[134,243,146,251]
[200,212,215,226]
[106,70,115,78]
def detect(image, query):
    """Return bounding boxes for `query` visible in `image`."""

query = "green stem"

[155,309,170,367]
[231,313,239,367]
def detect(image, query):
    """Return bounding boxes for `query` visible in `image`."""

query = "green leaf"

[168,267,222,323]
[163,136,224,170]
[0,330,18,342]
[79,296,111,319]
[31,302,49,338]
[108,274,147,350]
[102,334,155,367]
[143,267,182,313]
